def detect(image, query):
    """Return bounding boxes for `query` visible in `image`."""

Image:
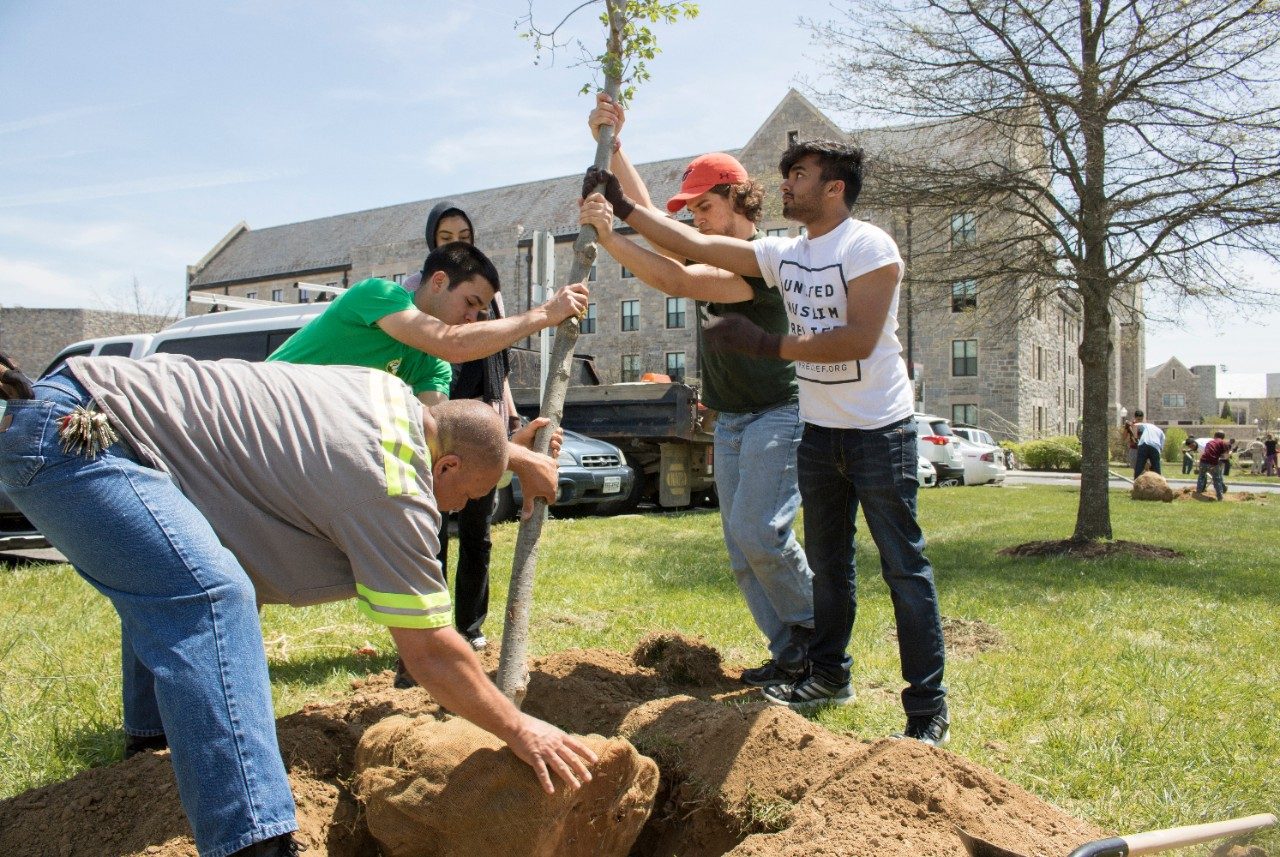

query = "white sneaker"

[468,635,488,652]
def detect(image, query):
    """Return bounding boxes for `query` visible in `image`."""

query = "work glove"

[581,167,636,221]
[702,313,782,359]
[0,352,34,400]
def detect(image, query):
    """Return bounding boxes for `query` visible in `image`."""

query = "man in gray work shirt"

[0,354,596,857]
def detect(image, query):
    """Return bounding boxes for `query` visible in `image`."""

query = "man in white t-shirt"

[1131,409,1165,478]
[580,139,948,745]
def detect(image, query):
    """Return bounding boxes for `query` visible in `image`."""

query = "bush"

[1163,427,1187,463]
[1014,436,1082,471]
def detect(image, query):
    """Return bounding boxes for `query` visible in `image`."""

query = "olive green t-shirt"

[695,233,798,414]
[267,277,452,397]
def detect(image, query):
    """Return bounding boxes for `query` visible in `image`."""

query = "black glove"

[581,166,636,221]
[702,313,782,359]
[0,352,34,400]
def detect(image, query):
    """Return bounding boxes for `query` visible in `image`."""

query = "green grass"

[2,485,1277,853]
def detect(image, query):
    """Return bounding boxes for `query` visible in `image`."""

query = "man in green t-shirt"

[583,96,814,689]
[270,241,589,515]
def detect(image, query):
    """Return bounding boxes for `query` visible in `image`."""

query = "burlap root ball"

[1132,471,1174,502]
[353,715,658,857]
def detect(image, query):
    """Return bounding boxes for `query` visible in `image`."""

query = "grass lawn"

[2,484,1276,852]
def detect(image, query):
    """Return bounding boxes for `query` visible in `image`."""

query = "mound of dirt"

[633,631,724,685]
[0,634,1107,857]
[1000,539,1184,559]
[1174,487,1268,503]
[354,716,657,857]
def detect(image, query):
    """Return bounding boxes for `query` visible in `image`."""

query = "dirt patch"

[633,631,724,686]
[999,539,1184,560]
[1,634,1106,857]
[1173,487,1268,504]
[886,616,1005,658]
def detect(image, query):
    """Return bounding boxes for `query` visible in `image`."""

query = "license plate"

[602,476,621,494]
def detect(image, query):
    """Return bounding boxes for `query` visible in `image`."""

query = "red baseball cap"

[665,153,749,213]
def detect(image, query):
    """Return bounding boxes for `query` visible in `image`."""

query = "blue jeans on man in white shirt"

[0,369,297,857]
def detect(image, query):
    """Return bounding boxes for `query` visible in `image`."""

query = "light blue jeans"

[714,402,814,665]
[0,370,297,857]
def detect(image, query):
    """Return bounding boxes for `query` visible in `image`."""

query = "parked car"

[951,425,996,447]
[917,456,937,488]
[490,428,634,521]
[953,436,1007,486]
[0,489,48,551]
[913,413,966,486]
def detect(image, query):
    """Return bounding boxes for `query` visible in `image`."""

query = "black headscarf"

[425,201,508,406]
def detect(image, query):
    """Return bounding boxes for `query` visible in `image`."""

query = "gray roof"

[190,153,709,288]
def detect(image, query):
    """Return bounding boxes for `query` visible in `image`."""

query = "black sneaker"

[740,659,805,688]
[123,733,168,759]
[393,656,417,689]
[897,708,950,747]
[762,673,854,709]
[231,833,302,856]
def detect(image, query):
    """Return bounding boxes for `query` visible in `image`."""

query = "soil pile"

[1000,539,1184,559]
[1131,471,1174,502]
[0,636,1105,857]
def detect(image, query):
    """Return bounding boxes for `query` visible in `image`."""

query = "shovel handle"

[1067,813,1277,857]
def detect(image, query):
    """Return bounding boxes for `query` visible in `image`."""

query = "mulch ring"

[999,539,1184,560]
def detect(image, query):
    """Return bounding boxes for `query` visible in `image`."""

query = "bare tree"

[806,0,1280,541]
[95,276,182,331]
[498,0,698,705]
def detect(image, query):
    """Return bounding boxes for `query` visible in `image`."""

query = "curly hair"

[708,180,764,224]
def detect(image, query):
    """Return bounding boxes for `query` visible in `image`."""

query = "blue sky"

[1,1,1276,374]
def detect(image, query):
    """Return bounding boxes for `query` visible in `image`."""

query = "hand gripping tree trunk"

[496,1,626,706]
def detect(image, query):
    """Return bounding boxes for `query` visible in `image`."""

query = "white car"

[913,413,966,487]
[953,436,1007,486]
[917,456,937,487]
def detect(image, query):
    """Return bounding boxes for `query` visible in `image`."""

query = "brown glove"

[702,314,782,359]
[0,353,34,400]
[581,167,636,221]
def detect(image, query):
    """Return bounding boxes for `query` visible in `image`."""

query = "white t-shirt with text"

[753,218,915,429]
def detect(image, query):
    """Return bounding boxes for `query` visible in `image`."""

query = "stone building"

[0,308,172,379]
[1145,358,1280,431]
[188,90,1142,442]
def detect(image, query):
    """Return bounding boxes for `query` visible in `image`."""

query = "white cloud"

[0,169,287,209]
[0,257,89,307]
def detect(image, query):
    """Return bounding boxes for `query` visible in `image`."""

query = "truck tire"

[490,485,518,523]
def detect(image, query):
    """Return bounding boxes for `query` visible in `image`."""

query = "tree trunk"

[1073,286,1114,541]
[496,0,626,706]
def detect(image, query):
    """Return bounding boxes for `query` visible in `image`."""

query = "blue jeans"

[0,371,297,857]
[796,417,946,716]
[1197,461,1226,499]
[714,402,813,665]
[1134,444,1161,478]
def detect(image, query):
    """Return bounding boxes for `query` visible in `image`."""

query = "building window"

[952,404,977,425]
[951,339,977,376]
[666,297,686,329]
[950,279,976,313]
[666,351,686,382]
[621,266,634,279]
[950,211,977,247]
[245,291,258,300]
[787,130,798,146]
[1163,393,1186,408]
[1034,346,1045,380]
[392,273,405,284]
[589,264,597,282]
[271,288,284,302]
[580,302,597,334]
[298,290,310,303]
[621,354,641,383]
[766,227,788,237]
[621,299,639,332]
[1035,406,1046,436]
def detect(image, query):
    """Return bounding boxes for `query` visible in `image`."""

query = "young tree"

[499,0,697,704]
[805,0,1280,541]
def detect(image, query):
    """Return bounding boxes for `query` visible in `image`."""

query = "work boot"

[740,659,804,688]
[393,656,417,689]
[123,733,168,759]
[231,833,301,856]
[896,705,950,747]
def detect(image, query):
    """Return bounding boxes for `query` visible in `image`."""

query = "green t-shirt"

[267,278,452,397]
[695,234,798,414]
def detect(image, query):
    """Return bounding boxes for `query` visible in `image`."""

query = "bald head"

[426,399,509,512]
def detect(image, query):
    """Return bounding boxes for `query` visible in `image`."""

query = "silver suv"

[913,413,966,487]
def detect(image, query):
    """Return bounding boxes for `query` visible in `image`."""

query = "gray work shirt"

[69,354,450,629]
